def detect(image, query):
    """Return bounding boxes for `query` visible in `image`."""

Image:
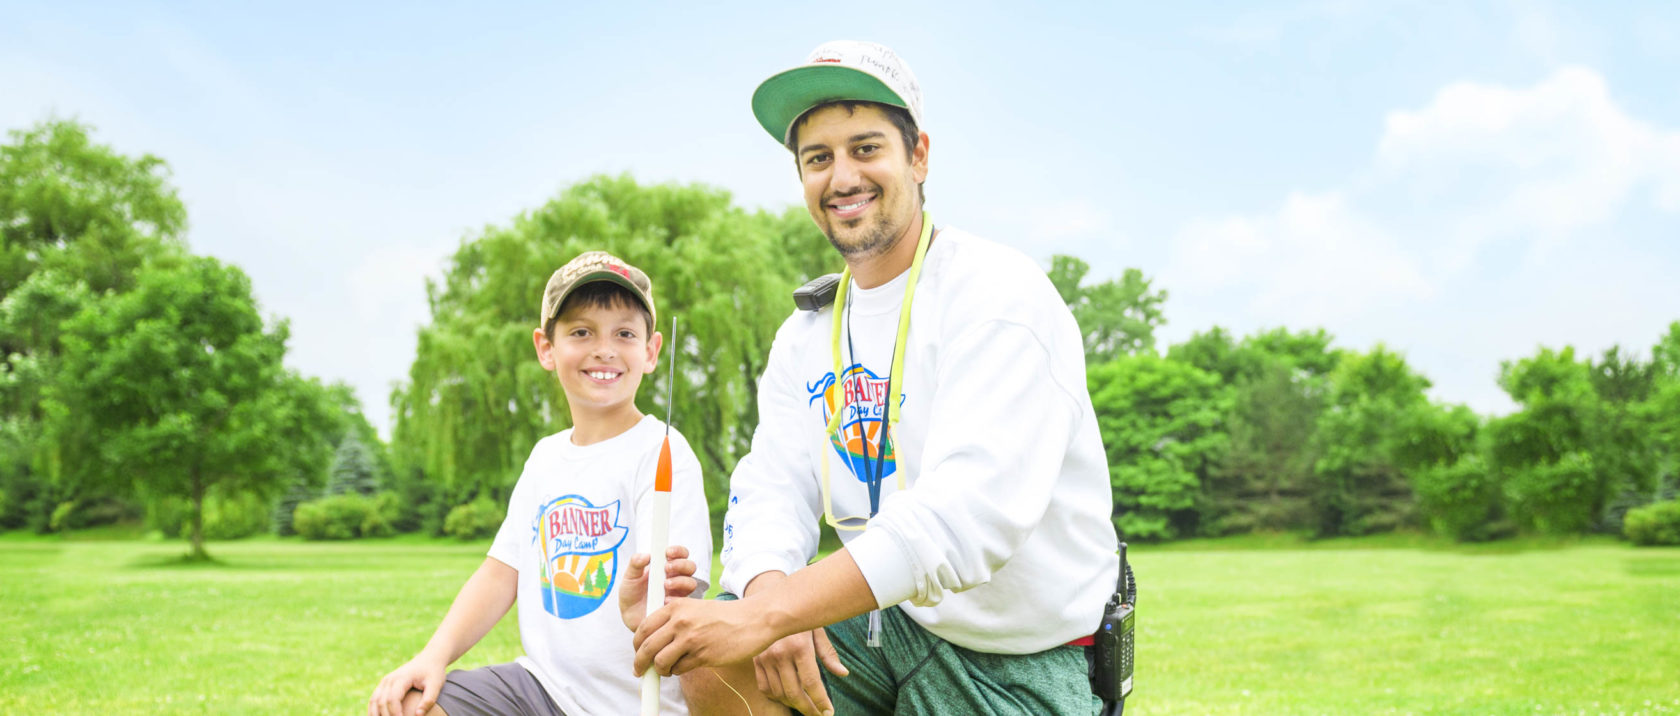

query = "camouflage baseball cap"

[539,251,656,329]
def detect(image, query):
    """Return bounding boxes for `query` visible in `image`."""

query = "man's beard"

[822,187,901,260]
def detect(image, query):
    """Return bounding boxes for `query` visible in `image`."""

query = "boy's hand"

[368,653,446,716]
[618,544,700,632]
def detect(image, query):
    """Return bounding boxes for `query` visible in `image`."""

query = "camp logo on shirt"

[530,494,628,619]
[807,364,903,482]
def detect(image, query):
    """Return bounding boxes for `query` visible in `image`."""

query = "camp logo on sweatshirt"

[808,364,901,482]
[530,494,628,619]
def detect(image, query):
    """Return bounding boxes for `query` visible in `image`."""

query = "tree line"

[4,120,1677,557]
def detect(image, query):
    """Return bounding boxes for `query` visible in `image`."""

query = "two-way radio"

[1090,543,1135,715]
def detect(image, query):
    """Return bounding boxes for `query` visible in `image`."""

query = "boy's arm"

[369,556,517,716]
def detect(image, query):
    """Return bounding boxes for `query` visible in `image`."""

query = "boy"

[369,251,713,716]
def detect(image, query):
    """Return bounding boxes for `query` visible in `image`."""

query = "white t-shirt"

[488,415,711,716]
[720,227,1119,654]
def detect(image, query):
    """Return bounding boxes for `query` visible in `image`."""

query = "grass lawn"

[3,531,1678,715]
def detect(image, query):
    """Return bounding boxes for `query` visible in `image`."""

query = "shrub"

[1413,455,1499,541]
[146,496,191,537]
[199,492,269,540]
[373,491,401,532]
[444,499,502,540]
[47,497,141,532]
[1504,452,1598,535]
[1624,500,1680,546]
[385,472,442,534]
[293,494,382,540]
[0,469,45,530]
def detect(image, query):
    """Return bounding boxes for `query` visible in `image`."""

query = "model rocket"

[641,317,677,716]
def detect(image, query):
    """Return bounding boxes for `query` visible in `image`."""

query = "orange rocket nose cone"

[655,438,672,492]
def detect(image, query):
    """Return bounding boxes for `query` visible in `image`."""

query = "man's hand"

[632,598,779,679]
[368,653,446,716]
[618,544,700,633]
[754,628,849,716]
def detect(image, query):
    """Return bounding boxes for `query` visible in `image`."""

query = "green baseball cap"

[752,40,925,146]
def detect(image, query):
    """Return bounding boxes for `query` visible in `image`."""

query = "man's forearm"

[741,548,879,640]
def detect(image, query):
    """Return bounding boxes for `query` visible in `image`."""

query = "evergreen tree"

[326,434,380,497]
[271,476,314,536]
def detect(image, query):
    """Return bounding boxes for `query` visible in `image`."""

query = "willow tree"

[391,175,830,524]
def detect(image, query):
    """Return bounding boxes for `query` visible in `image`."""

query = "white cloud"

[1164,190,1431,326]
[1376,66,1680,255]
[1161,66,1680,415]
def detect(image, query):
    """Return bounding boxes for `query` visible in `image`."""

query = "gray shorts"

[434,662,566,716]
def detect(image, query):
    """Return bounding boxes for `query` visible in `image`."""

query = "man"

[633,40,1120,715]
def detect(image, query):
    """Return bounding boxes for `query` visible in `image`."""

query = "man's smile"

[828,193,876,219]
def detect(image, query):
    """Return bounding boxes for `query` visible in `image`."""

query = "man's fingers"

[632,603,671,650]
[665,544,689,561]
[652,630,692,676]
[814,627,849,677]
[670,653,702,676]
[754,659,770,697]
[633,614,677,676]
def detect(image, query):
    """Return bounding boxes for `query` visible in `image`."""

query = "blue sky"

[5,1,1678,434]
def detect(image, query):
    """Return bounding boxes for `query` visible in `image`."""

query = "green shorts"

[820,606,1099,716]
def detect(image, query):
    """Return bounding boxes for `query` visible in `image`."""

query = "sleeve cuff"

[845,528,917,609]
[721,552,803,597]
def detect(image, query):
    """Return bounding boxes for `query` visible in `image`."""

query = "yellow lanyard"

[820,211,934,530]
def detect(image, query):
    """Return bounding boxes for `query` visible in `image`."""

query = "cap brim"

[752,65,908,145]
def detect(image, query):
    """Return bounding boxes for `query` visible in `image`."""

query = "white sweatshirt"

[720,227,1119,654]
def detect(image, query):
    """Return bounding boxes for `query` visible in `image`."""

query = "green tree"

[1087,354,1228,540]
[1200,358,1325,534]
[0,119,185,297]
[1047,256,1166,363]
[1637,323,1679,497]
[1489,347,1617,534]
[1165,327,1253,384]
[1171,327,1341,535]
[391,175,828,530]
[326,383,394,486]
[1590,345,1661,532]
[1311,345,1432,536]
[43,256,340,558]
[0,119,187,530]
[1651,321,1680,380]
[326,433,381,497]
